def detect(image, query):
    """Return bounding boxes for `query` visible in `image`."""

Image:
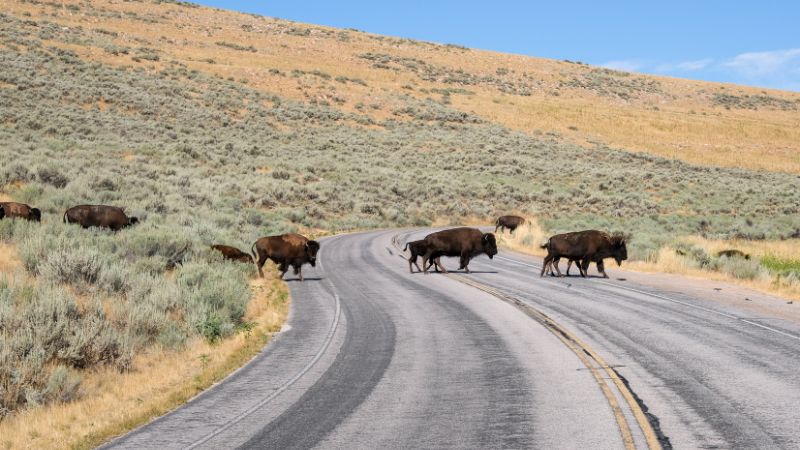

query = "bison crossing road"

[3,203,632,280]
[403,226,626,279]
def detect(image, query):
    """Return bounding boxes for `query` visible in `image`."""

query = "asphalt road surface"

[104,229,800,449]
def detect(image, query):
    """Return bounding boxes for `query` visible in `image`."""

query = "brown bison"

[211,245,254,264]
[717,249,750,260]
[252,233,320,281]
[404,239,442,273]
[0,202,41,222]
[64,205,139,231]
[421,227,497,274]
[495,215,525,234]
[540,230,627,278]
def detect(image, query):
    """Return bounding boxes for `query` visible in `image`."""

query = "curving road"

[104,229,800,449]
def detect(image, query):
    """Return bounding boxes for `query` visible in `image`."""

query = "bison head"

[305,240,321,267]
[482,233,497,259]
[611,235,628,266]
[0,206,4,220]
[128,217,139,226]
[30,208,41,222]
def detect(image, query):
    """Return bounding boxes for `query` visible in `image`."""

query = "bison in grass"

[421,227,497,274]
[0,202,41,222]
[64,205,138,231]
[404,239,442,273]
[211,245,254,264]
[540,230,627,278]
[495,215,525,234]
[252,233,320,281]
[717,249,750,260]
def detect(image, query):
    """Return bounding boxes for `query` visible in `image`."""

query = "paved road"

[105,229,800,449]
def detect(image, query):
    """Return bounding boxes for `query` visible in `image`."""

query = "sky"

[195,1,800,92]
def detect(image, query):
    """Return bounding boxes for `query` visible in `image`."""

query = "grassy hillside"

[0,0,799,441]
[4,0,799,174]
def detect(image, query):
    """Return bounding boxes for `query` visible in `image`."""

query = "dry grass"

[6,0,800,173]
[495,217,550,257]
[0,242,20,274]
[0,271,290,450]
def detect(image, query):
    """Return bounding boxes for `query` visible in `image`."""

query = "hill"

[0,0,799,446]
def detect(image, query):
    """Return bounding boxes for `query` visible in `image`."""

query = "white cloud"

[596,49,800,91]
[724,48,800,77]
[601,60,642,72]
[674,58,714,71]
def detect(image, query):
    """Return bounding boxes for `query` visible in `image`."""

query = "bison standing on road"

[540,230,627,278]
[252,233,320,281]
[495,215,525,234]
[421,227,497,274]
[404,239,442,273]
[64,205,139,231]
[211,245,254,264]
[0,202,41,222]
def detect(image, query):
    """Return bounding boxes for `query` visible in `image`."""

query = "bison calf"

[0,202,41,222]
[64,205,138,231]
[495,215,525,234]
[421,227,497,274]
[404,239,442,273]
[252,233,320,281]
[211,245,254,264]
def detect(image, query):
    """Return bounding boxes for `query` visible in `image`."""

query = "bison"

[717,249,750,260]
[0,202,41,222]
[404,239,442,273]
[64,205,138,231]
[252,233,320,281]
[421,227,497,274]
[540,230,627,278]
[495,215,525,234]
[211,244,254,264]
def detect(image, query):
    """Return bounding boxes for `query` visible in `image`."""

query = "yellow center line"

[449,274,662,450]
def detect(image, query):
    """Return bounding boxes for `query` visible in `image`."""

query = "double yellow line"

[449,274,663,450]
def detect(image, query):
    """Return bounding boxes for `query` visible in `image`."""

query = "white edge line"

[185,265,343,448]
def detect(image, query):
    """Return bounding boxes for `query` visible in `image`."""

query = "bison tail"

[539,239,549,250]
[403,242,409,252]
[63,211,68,224]
[251,242,258,260]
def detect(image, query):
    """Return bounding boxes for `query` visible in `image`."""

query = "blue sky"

[195,1,800,91]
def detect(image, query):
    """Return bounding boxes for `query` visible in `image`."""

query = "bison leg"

[551,257,561,276]
[551,257,564,277]
[597,260,608,278]
[460,252,471,274]
[295,264,304,281]
[579,259,591,278]
[540,255,553,277]
[256,251,268,278]
[421,250,434,274]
